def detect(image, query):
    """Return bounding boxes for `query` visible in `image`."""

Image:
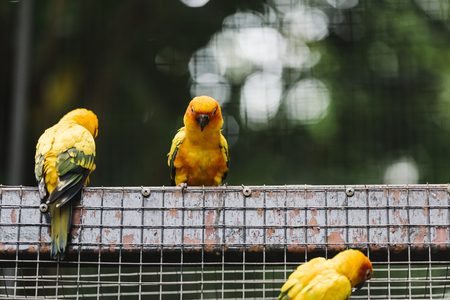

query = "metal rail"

[0,184,449,258]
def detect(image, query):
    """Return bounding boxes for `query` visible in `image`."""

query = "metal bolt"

[346,187,354,197]
[141,187,150,197]
[242,186,252,197]
[39,203,48,213]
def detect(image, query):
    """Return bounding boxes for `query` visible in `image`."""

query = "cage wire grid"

[0,185,450,299]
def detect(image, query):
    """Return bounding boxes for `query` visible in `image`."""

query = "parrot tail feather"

[50,201,73,260]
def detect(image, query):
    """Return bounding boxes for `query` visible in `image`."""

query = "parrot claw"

[220,183,228,187]
[177,182,188,192]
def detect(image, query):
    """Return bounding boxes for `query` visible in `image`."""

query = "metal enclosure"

[0,185,449,299]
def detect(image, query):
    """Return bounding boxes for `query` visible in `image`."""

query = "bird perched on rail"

[278,249,373,300]
[168,96,229,187]
[35,108,98,259]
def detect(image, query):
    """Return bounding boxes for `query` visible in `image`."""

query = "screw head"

[39,203,48,213]
[243,187,252,197]
[141,187,150,197]
[346,187,354,197]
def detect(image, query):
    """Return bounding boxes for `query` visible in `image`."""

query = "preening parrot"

[168,96,229,186]
[35,108,98,259]
[278,249,373,300]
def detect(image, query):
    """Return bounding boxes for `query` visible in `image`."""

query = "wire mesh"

[0,185,450,299]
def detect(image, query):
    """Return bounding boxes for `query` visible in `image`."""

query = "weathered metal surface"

[0,184,449,256]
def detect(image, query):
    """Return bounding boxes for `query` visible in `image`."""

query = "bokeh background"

[2,0,450,187]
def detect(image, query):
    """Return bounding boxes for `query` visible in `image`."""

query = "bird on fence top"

[278,249,373,300]
[168,96,229,187]
[35,108,98,260]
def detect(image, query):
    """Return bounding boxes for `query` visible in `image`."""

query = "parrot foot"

[177,182,188,192]
[220,183,228,187]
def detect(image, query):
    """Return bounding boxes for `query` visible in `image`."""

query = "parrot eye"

[191,106,194,114]
[365,269,372,279]
[212,108,217,116]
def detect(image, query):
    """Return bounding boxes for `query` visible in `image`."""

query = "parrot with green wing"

[35,108,98,259]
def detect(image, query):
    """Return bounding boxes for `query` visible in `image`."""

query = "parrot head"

[60,108,99,138]
[332,249,373,293]
[184,96,223,132]
[351,255,373,292]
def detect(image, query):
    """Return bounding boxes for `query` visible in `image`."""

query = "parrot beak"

[197,114,210,131]
[352,281,366,293]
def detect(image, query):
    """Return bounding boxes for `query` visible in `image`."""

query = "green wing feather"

[48,147,95,208]
[35,154,45,182]
[35,154,48,201]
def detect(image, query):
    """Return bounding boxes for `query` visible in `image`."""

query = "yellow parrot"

[168,96,229,186]
[35,108,98,259]
[278,249,373,300]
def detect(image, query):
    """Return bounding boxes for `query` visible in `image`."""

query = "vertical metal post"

[8,0,33,185]
[262,186,266,299]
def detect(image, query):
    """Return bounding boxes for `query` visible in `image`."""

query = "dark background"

[2,0,450,187]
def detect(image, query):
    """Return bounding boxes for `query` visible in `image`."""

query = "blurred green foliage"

[2,0,450,187]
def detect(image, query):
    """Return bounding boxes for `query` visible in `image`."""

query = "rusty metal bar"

[0,185,449,258]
